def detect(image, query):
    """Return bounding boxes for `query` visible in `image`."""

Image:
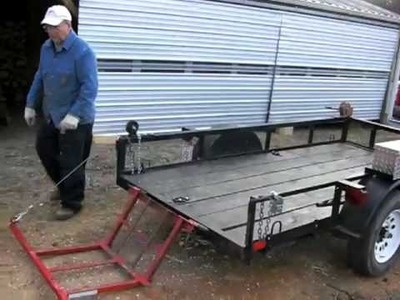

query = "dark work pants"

[36,121,93,211]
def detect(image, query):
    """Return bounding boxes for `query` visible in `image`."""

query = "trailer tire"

[208,131,262,158]
[347,191,400,277]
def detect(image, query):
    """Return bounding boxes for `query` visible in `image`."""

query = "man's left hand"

[59,114,79,134]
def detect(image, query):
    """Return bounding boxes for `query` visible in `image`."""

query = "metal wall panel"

[278,13,399,71]
[94,73,272,134]
[259,0,400,24]
[78,0,281,135]
[78,0,281,64]
[77,0,399,135]
[269,75,389,123]
[269,12,398,122]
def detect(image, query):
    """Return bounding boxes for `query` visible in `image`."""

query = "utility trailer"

[10,116,400,299]
[117,116,400,277]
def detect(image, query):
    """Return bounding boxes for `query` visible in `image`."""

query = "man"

[24,5,98,220]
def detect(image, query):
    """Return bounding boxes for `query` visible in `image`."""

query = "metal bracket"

[68,290,98,300]
[269,191,284,215]
[316,199,345,208]
[333,225,362,239]
[172,196,190,204]
[337,179,365,191]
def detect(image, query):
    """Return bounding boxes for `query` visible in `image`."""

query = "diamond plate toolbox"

[373,140,400,179]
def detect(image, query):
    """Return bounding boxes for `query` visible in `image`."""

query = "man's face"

[43,21,70,44]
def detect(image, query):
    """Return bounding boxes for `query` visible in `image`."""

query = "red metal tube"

[48,258,118,273]
[36,243,101,256]
[9,222,69,300]
[99,243,141,281]
[68,279,141,296]
[144,216,185,280]
[104,187,141,246]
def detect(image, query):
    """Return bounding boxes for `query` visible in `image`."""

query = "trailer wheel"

[208,131,262,158]
[347,191,400,276]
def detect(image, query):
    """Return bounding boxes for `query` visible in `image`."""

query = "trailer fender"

[364,178,400,230]
[345,182,400,276]
[340,177,400,235]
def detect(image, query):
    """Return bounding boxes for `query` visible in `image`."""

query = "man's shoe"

[54,207,76,221]
[49,190,60,202]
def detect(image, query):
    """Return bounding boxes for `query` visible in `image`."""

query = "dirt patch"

[2,117,400,300]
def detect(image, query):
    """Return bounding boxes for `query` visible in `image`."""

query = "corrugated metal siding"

[269,12,398,122]
[79,0,281,64]
[264,0,400,24]
[77,0,399,135]
[269,74,389,122]
[94,73,272,134]
[78,0,281,134]
[278,13,398,71]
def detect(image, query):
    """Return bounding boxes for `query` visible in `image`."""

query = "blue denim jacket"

[27,31,98,126]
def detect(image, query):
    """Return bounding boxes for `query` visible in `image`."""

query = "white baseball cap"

[41,5,72,26]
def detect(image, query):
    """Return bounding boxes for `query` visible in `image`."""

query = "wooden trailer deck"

[119,142,373,248]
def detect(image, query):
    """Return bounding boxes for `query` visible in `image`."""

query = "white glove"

[59,114,79,134]
[24,107,36,126]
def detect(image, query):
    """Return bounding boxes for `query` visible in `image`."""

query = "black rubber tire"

[208,131,262,158]
[125,120,139,135]
[347,191,400,277]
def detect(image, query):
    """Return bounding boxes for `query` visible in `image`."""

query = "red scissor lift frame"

[9,187,195,300]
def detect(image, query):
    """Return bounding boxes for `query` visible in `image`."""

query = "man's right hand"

[24,107,36,126]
